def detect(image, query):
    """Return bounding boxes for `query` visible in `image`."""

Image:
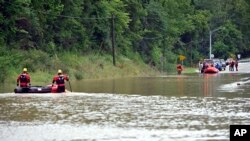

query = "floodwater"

[1,72,250,141]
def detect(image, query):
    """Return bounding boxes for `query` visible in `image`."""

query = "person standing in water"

[235,59,239,71]
[17,68,31,87]
[52,69,69,92]
[177,64,183,75]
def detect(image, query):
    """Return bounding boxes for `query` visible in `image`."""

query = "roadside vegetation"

[182,67,197,74]
[2,49,161,85]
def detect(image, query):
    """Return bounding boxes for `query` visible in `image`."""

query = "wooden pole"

[111,14,116,66]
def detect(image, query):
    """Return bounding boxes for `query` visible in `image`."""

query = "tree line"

[1,0,250,81]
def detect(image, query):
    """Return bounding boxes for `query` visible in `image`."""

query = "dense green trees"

[1,0,250,80]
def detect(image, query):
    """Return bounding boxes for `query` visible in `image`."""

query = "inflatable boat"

[204,67,219,74]
[14,85,60,93]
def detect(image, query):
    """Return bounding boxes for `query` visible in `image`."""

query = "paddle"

[68,80,72,92]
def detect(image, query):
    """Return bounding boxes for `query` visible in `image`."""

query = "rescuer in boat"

[201,61,209,73]
[52,69,69,92]
[17,68,31,87]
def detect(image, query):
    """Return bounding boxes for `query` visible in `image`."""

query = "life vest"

[18,73,30,87]
[177,65,183,70]
[56,75,65,85]
[20,74,28,83]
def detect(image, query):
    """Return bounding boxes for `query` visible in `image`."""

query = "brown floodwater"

[1,72,250,141]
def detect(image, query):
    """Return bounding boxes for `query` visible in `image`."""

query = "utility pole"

[111,14,116,66]
[209,30,212,59]
[190,41,193,67]
[209,27,225,59]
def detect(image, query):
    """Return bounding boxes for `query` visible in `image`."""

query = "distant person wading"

[177,64,183,75]
[235,59,239,71]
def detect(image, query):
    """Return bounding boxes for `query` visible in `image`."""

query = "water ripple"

[1,93,250,140]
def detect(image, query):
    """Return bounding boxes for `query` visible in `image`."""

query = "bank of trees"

[0,0,250,80]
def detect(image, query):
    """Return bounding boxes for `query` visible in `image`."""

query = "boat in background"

[201,59,220,74]
[204,67,219,74]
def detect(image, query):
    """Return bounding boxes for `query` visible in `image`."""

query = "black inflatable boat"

[14,86,52,93]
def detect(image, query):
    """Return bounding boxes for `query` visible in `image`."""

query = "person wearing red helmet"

[52,69,69,92]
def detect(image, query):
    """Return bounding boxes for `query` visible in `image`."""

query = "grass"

[182,67,197,74]
[4,50,198,86]
[5,51,161,85]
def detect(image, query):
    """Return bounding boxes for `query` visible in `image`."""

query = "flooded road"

[1,63,250,141]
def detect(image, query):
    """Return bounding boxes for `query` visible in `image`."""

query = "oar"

[68,80,72,92]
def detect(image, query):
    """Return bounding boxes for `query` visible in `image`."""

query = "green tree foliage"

[0,0,250,81]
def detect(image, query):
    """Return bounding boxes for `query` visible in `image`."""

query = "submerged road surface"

[0,62,250,141]
[1,93,250,141]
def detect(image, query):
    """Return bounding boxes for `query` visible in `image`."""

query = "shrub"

[74,71,83,80]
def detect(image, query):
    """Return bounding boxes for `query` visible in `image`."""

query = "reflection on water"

[1,73,250,141]
[218,75,250,93]
[203,74,218,97]
[69,73,250,97]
